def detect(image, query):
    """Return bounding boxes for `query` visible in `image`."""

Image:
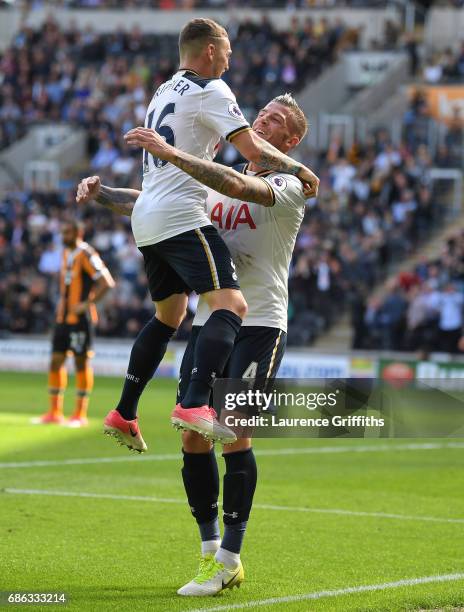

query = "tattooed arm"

[171,152,274,206]
[231,129,319,197]
[76,176,139,217]
[95,186,139,216]
[124,128,275,206]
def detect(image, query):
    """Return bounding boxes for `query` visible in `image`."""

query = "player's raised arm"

[230,129,319,198]
[76,176,139,217]
[124,128,275,207]
[195,79,319,198]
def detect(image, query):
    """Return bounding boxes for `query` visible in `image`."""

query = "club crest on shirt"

[228,103,244,120]
[270,175,287,191]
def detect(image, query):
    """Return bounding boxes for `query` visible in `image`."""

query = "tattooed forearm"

[172,151,272,206]
[174,154,234,195]
[237,178,273,206]
[95,186,140,217]
[256,139,302,176]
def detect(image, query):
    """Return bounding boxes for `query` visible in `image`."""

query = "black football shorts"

[51,317,93,357]
[139,225,240,302]
[177,325,287,404]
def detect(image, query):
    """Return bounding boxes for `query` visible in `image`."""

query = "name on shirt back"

[155,78,190,98]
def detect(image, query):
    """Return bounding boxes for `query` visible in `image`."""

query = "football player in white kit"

[77,93,309,596]
[99,18,318,452]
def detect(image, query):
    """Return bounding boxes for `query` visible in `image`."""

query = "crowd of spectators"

[0,15,362,151]
[287,123,446,346]
[423,41,464,84]
[287,81,464,347]
[345,90,464,353]
[2,0,391,9]
[357,231,464,355]
[403,88,463,165]
[1,114,454,346]
[0,14,359,341]
[0,17,460,348]
[431,0,464,8]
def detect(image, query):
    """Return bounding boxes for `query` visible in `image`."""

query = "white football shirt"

[131,70,251,247]
[194,167,306,332]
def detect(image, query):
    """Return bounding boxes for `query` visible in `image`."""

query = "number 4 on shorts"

[242,361,258,379]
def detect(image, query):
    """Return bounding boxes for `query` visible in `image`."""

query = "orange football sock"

[48,367,67,416]
[73,367,94,419]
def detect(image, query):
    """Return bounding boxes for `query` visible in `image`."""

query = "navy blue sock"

[182,450,220,543]
[221,522,247,555]
[221,448,257,554]
[181,309,242,408]
[199,518,221,544]
[116,316,175,420]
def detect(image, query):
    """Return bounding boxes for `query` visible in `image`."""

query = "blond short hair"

[271,93,308,141]
[179,18,228,59]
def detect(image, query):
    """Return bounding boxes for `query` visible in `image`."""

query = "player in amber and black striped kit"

[33,220,115,427]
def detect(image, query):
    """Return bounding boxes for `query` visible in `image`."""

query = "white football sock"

[201,539,220,556]
[215,547,240,569]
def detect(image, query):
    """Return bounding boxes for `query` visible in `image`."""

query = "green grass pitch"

[1,371,463,611]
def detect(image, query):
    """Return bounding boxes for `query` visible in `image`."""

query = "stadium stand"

[287,119,448,346]
[423,42,464,83]
[7,1,393,8]
[0,14,360,342]
[348,81,464,352]
[359,230,464,354]
[0,13,461,349]
[0,15,362,151]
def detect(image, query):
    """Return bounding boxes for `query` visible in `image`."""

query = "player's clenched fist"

[76,176,101,204]
[124,128,174,163]
[298,167,319,199]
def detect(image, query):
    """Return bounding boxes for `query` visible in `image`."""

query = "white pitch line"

[3,488,182,504]
[0,453,180,469]
[1,441,463,469]
[253,504,464,524]
[185,573,464,612]
[4,488,464,525]
[254,442,464,456]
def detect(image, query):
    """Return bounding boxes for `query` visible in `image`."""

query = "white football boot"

[177,555,244,596]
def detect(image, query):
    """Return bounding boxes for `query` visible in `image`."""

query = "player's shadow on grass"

[67,584,240,608]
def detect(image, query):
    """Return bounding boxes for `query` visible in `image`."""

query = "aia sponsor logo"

[210,202,256,230]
